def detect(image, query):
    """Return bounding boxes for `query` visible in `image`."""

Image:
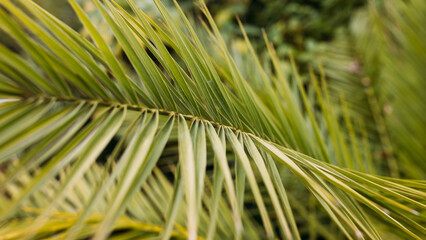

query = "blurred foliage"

[351,0,426,178]
[313,0,426,179]
[200,0,365,56]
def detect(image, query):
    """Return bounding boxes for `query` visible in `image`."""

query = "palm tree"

[0,0,424,239]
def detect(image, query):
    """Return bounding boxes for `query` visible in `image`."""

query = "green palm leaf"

[0,0,424,239]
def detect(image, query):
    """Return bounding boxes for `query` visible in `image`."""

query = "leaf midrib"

[22,95,242,133]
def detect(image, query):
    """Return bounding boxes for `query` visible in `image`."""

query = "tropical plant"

[313,0,426,179]
[0,0,424,239]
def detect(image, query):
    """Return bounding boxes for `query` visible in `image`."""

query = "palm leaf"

[0,0,424,239]
[313,0,426,179]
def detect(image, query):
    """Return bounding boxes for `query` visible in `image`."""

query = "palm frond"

[314,0,426,179]
[0,0,424,239]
